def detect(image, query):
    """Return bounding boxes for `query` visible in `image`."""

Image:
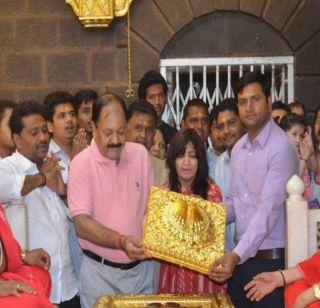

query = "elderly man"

[0,101,79,307]
[68,93,154,308]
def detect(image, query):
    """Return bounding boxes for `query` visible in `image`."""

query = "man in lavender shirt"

[209,71,299,307]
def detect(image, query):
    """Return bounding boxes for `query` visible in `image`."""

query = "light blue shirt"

[49,138,82,280]
[207,148,218,181]
[215,150,235,253]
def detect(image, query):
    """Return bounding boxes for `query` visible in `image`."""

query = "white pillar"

[285,175,309,268]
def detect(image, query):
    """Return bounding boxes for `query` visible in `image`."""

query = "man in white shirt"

[44,91,87,183]
[214,98,245,252]
[0,101,79,307]
[44,91,87,294]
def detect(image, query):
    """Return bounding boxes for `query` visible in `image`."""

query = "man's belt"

[83,249,140,270]
[255,248,285,260]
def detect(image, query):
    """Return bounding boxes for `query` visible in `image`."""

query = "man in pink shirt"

[67,93,154,308]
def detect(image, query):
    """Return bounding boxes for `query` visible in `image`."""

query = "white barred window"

[160,56,294,128]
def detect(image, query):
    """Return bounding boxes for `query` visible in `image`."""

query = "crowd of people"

[0,69,319,308]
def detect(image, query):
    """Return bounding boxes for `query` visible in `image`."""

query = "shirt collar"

[49,138,63,155]
[243,117,273,149]
[223,150,231,164]
[89,139,128,166]
[12,150,38,172]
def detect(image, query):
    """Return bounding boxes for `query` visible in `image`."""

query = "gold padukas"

[142,187,226,275]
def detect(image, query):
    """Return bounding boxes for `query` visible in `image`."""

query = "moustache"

[37,142,48,149]
[107,143,122,148]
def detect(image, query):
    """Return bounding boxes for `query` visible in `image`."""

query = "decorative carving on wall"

[66,0,132,28]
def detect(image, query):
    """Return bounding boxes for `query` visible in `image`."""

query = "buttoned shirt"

[227,119,299,263]
[49,139,70,184]
[0,151,78,303]
[207,148,218,181]
[215,150,235,252]
[215,150,231,199]
[68,140,153,263]
[49,138,83,280]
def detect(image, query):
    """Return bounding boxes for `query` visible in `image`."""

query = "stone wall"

[0,0,320,111]
[0,0,127,102]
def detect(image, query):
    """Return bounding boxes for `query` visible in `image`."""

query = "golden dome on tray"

[163,199,210,243]
[142,187,226,275]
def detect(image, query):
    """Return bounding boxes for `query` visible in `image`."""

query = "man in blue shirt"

[213,98,245,252]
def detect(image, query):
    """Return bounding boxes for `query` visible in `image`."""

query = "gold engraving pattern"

[94,294,234,307]
[66,0,132,28]
[142,188,226,275]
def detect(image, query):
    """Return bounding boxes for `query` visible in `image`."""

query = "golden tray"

[94,293,234,307]
[142,188,226,275]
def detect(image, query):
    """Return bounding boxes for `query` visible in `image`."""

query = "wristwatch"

[313,284,320,299]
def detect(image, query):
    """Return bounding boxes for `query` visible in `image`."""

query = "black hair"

[289,101,306,116]
[92,92,127,125]
[166,129,209,199]
[235,71,271,99]
[74,89,98,113]
[9,101,46,135]
[272,100,290,112]
[43,91,75,122]
[138,70,168,100]
[212,98,238,123]
[280,113,307,132]
[0,100,17,122]
[127,99,157,128]
[182,98,209,121]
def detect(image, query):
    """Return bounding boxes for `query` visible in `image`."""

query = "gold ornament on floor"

[94,293,234,307]
[66,0,133,28]
[142,187,226,275]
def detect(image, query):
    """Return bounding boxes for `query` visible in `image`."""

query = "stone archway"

[129,0,320,111]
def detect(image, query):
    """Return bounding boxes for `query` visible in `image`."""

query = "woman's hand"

[292,287,318,308]
[244,271,283,302]
[0,280,36,297]
[24,249,50,271]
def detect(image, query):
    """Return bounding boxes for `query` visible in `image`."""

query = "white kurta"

[0,151,78,303]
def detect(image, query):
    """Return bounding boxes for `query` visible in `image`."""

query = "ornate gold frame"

[94,294,234,307]
[66,0,132,28]
[142,188,226,275]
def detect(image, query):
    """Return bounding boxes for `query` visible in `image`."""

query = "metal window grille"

[160,56,294,128]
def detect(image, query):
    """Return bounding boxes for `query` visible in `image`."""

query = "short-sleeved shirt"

[67,140,153,263]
